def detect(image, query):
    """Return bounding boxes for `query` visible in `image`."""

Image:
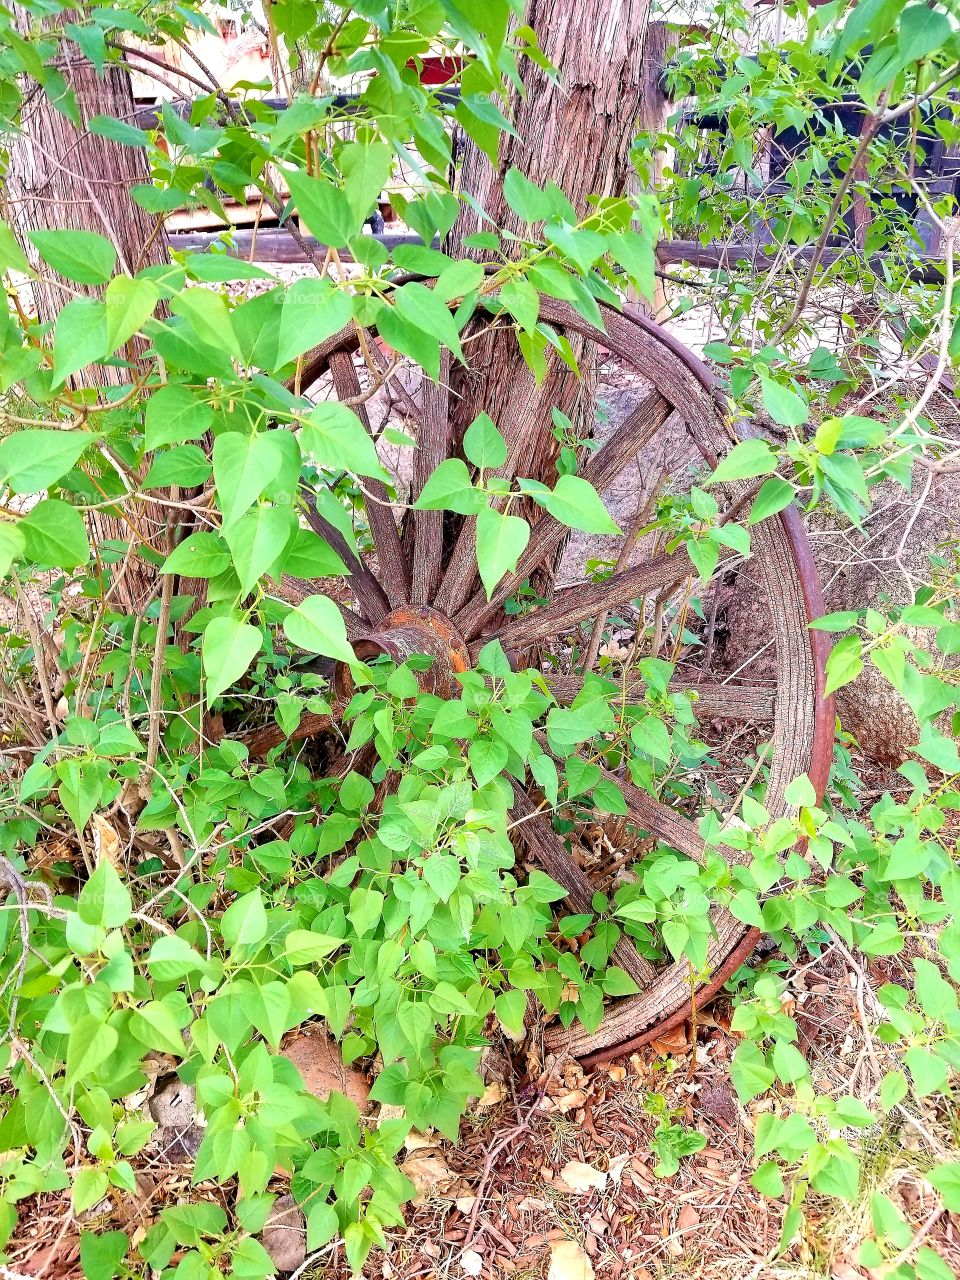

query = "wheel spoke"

[244,712,332,758]
[456,389,672,638]
[410,350,451,606]
[543,674,776,722]
[510,784,658,987]
[299,484,390,623]
[489,550,688,655]
[607,769,705,864]
[328,350,409,608]
[434,359,585,616]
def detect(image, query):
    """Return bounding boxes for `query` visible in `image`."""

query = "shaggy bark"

[5,36,169,612]
[439,0,653,611]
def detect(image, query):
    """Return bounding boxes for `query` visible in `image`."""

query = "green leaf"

[282,529,348,578]
[593,778,627,814]
[609,228,656,302]
[284,595,356,663]
[130,999,187,1057]
[929,1163,960,1211]
[601,967,639,996]
[498,278,540,332]
[760,376,808,427]
[66,1015,118,1086]
[533,474,620,534]
[0,522,25,576]
[144,385,214,450]
[0,429,91,494]
[468,735,509,787]
[287,170,359,246]
[53,299,108,386]
[752,1160,784,1198]
[161,531,231,578]
[463,413,507,469]
[730,1040,774,1102]
[104,275,159,351]
[494,989,526,1036]
[0,219,30,275]
[811,1151,860,1201]
[276,279,352,367]
[912,723,960,774]
[339,141,393,224]
[230,289,284,368]
[73,1168,109,1216]
[905,1044,948,1096]
[476,507,529,598]
[223,506,297,594]
[392,281,464,361]
[825,634,863,695]
[284,929,342,964]
[79,859,131,928]
[29,229,116,285]
[899,4,952,64]
[212,432,285,529]
[630,714,671,762]
[202,616,262,702]
[300,402,388,480]
[707,438,778,485]
[423,852,461,903]
[503,168,560,222]
[21,499,89,568]
[80,1229,128,1280]
[182,253,275,282]
[415,458,486,514]
[221,888,268,951]
[147,935,207,982]
[748,476,795,524]
[144,445,211,490]
[545,223,607,273]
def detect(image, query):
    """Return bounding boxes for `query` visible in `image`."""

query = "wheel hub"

[334,605,471,700]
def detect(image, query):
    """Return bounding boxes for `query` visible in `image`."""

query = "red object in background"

[409,56,463,85]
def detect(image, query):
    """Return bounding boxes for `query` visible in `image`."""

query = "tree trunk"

[5,42,169,612]
[439,0,653,616]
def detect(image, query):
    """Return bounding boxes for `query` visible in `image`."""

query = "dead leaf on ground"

[92,814,121,868]
[558,1160,607,1194]
[460,1248,483,1276]
[677,1203,700,1235]
[541,1087,588,1114]
[401,1149,456,1199]
[548,1239,595,1280]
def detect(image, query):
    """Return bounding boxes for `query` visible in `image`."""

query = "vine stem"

[777,93,888,341]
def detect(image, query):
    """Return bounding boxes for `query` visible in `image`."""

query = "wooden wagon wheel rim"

[275,290,834,1065]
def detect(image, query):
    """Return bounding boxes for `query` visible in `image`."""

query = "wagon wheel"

[271,294,834,1066]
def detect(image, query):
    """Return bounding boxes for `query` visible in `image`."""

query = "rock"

[261,1194,307,1274]
[148,1075,202,1160]
[699,1081,737,1128]
[282,1028,370,1109]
